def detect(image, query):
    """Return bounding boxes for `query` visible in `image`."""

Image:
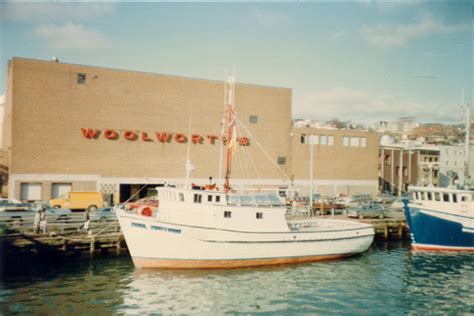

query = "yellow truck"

[49,192,104,212]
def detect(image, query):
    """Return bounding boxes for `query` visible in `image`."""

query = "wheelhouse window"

[207,195,213,202]
[224,211,232,218]
[434,193,441,201]
[427,192,432,201]
[179,193,184,202]
[256,212,263,219]
[442,193,450,202]
[216,195,221,203]
[194,194,202,203]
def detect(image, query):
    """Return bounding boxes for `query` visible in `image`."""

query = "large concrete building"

[3,58,379,202]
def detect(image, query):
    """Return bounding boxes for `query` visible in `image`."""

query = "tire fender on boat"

[140,206,153,217]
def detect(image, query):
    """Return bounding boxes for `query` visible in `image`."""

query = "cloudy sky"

[0,1,471,125]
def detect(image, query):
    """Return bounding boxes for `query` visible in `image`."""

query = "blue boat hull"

[404,202,474,251]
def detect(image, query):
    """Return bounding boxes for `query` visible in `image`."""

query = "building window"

[249,115,258,124]
[427,192,432,201]
[343,136,349,146]
[20,183,42,201]
[433,170,438,178]
[207,195,213,202]
[277,156,286,165]
[224,211,232,218]
[350,137,360,147]
[216,196,221,203]
[305,134,318,145]
[434,193,441,201]
[327,136,334,146]
[301,134,306,144]
[403,167,408,176]
[319,135,327,145]
[360,138,367,147]
[385,155,390,165]
[453,194,457,203]
[179,193,185,202]
[193,194,202,203]
[77,73,86,84]
[256,212,263,219]
[443,193,449,202]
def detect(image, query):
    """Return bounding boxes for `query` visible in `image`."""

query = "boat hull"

[132,253,355,269]
[118,211,374,269]
[404,203,474,252]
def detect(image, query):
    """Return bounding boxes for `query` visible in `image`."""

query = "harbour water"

[1,242,473,315]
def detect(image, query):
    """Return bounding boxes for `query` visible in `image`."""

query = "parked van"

[49,192,104,211]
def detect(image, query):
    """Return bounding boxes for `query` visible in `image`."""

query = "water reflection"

[1,243,473,315]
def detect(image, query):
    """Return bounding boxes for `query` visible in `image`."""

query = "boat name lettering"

[81,128,250,146]
[131,222,147,229]
[151,225,182,234]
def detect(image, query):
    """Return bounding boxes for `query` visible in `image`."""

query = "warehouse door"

[52,183,72,199]
[119,184,163,203]
[20,183,42,201]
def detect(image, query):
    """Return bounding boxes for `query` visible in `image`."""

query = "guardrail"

[0,213,120,235]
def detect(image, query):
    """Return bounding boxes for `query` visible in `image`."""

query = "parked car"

[347,203,387,219]
[0,205,34,226]
[0,198,31,208]
[90,207,117,223]
[335,194,372,208]
[43,207,73,222]
[49,192,104,211]
[373,193,396,204]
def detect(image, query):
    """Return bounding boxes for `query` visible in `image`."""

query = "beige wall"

[290,128,379,180]
[5,58,382,199]
[7,58,292,182]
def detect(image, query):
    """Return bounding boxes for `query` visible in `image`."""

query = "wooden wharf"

[1,209,408,265]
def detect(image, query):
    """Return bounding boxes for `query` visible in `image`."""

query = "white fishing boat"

[116,75,374,269]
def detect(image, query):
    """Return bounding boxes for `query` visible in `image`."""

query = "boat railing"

[227,193,285,208]
[288,218,365,231]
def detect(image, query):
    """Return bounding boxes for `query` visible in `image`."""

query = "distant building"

[379,145,440,195]
[374,117,419,135]
[438,145,466,187]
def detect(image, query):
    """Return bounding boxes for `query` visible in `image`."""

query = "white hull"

[118,210,374,269]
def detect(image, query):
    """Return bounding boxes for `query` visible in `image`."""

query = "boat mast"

[464,102,470,189]
[224,75,236,193]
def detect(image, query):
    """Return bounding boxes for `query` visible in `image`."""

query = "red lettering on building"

[207,135,218,144]
[80,129,250,146]
[175,133,188,143]
[141,132,153,142]
[104,129,119,140]
[156,132,173,143]
[123,131,138,141]
[81,128,100,139]
[191,134,204,144]
[238,137,250,146]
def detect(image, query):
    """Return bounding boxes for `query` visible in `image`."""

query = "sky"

[0,1,472,126]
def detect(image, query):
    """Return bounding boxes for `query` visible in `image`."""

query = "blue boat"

[404,186,474,252]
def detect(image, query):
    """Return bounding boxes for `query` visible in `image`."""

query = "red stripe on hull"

[412,244,474,252]
[133,254,355,269]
